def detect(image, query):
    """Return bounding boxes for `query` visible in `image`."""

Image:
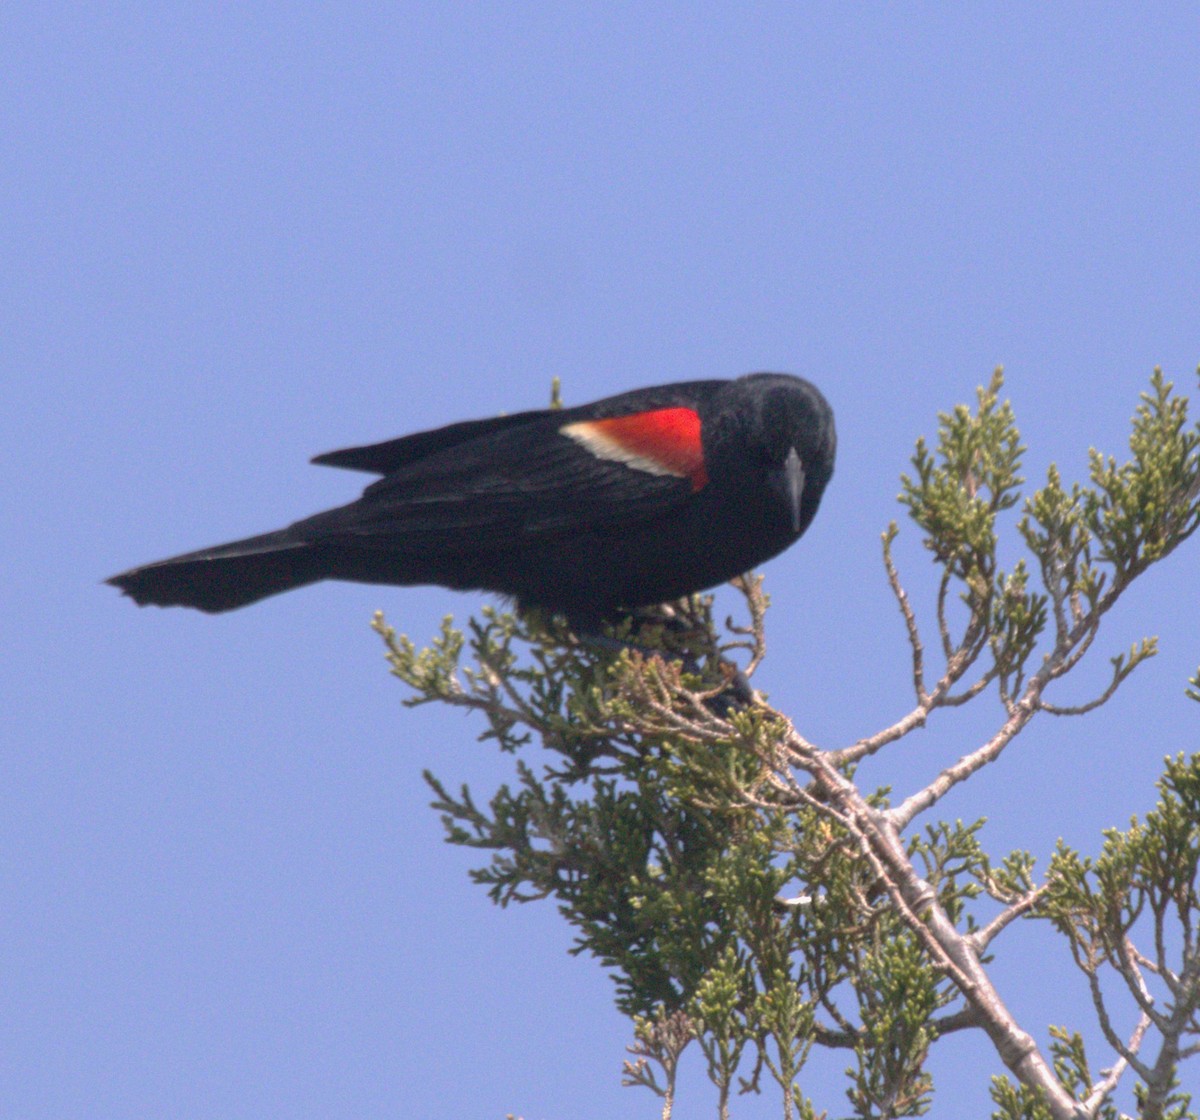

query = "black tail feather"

[106,529,324,613]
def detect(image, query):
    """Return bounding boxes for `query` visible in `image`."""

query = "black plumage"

[107,373,835,625]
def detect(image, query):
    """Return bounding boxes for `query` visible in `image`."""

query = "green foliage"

[1041,754,1200,1119]
[846,931,940,1117]
[900,369,1025,584]
[898,370,1045,695]
[1134,1078,1198,1120]
[1086,370,1200,579]
[375,368,1200,1118]
[1187,667,1200,705]
[891,368,1200,716]
[910,819,987,927]
[990,1074,1053,1120]
[991,1028,1121,1120]
[1043,752,1200,971]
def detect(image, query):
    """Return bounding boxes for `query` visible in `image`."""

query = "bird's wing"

[298,404,711,549]
[311,409,553,474]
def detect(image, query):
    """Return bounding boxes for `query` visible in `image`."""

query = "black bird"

[107,373,835,625]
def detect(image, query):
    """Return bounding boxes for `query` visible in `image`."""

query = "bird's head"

[712,373,837,539]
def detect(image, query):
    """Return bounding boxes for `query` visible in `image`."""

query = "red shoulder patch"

[561,407,708,491]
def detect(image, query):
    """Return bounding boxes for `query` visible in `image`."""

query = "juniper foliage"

[375,369,1200,1120]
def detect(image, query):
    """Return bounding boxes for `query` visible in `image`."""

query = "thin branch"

[888,691,1041,830]
[831,706,931,768]
[476,648,545,726]
[1040,689,1121,717]
[969,885,1051,953]
[425,678,542,732]
[884,527,928,702]
[1115,936,1164,1027]
[1152,905,1176,993]
[1046,615,1101,680]
[831,650,994,768]
[779,724,1085,1119]
[1085,965,1154,1081]
[726,574,769,678]
[929,1006,980,1035]
[936,566,955,661]
[1141,954,1200,1120]
[938,665,1000,707]
[889,577,1139,828]
[1044,550,1071,653]
[1081,1010,1151,1117]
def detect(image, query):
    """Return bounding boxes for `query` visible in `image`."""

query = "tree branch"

[969,885,1051,953]
[780,724,1085,1119]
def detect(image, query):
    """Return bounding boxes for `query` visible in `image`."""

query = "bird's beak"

[783,447,805,533]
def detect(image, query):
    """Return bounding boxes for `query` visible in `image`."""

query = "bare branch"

[938,664,1000,707]
[1115,936,1164,1026]
[1141,952,1200,1120]
[883,525,928,702]
[830,706,930,768]
[929,1006,980,1035]
[1085,964,1154,1081]
[936,566,954,661]
[969,885,1051,953]
[831,652,997,768]
[889,575,1144,828]
[1040,692,1119,718]
[888,691,1041,830]
[725,574,769,678]
[1080,1010,1152,1117]
[779,724,1086,1119]
[1045,615,1101,680]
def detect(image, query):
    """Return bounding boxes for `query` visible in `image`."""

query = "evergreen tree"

[374,369,1200,1120]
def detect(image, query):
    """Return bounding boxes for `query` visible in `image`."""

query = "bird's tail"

[106,529,327,613]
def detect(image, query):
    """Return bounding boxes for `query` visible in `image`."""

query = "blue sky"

[5,6,1200,1117]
